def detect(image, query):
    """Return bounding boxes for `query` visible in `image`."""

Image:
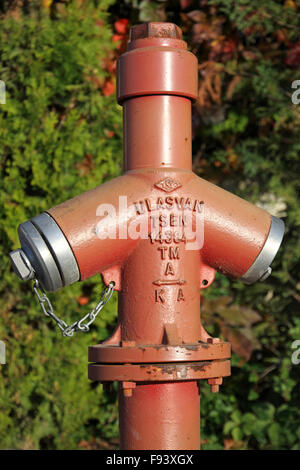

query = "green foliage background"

[0,0,299,450]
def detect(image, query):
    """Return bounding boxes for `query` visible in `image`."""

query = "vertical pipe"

[123,95,192,171]
[118,129,202,448]
[117,23,201,450]
[119,382,200,450]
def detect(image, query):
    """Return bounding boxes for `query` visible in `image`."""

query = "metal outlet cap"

[241,215,285,285]
[9,213,80,292]
[31,213,80,288]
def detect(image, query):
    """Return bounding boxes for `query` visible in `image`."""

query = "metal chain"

[32,278,115,337]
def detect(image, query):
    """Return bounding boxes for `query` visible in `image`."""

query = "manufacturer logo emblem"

[154,177,182,193]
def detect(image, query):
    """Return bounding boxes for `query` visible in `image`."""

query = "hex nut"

[121,340,136,348]
[208,378,223,385]
[121,381,136,398]
[129,22,182,42]
[9,249,34,281]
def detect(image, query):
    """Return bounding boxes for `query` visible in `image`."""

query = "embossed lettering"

[165,262,175,276]
[155,289,165,303]
[158,247,168,259]
[177,289,185,302]
[169,247,180,259]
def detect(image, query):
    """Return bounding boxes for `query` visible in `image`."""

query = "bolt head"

[121,340,136,348]
[208,378,223,385]
[129,22,182,42]
[9,249,34,281]
[121,381,136,390]
[207,337,221,344]
[122,382,135,398]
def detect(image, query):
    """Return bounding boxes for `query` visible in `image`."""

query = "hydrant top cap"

[129,22,182,42]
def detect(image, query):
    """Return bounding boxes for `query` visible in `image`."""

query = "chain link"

[33,279,115,337]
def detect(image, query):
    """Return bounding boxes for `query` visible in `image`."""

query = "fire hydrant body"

[9,23,284,450]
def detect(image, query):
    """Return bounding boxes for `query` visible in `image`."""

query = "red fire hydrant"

[9,22,284,450]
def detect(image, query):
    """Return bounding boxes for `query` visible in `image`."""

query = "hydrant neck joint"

[127,37,187,51]
[117,44,198,104]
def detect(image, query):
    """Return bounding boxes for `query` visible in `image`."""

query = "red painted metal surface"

[118,381,200,450]
[48,169,270,283]
[46,22,275,450]
[88,360,231,382]
[88,341,231,363]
